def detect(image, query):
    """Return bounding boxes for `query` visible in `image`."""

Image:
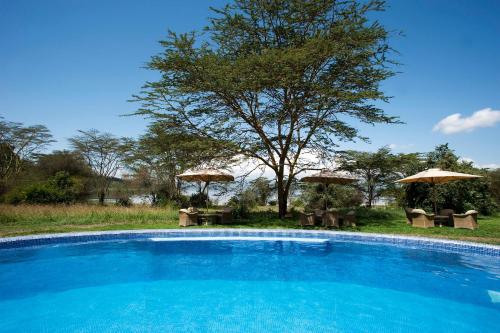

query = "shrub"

[227,188,259,219]
[228,199,250,219]
[3,188,26,205]
[301,183,363,211]
[24,183,61,204]
[115,196,132,207]
[4,171,85,204]
[189,192,209,208]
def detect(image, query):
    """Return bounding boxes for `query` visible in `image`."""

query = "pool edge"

[1,229,499,256]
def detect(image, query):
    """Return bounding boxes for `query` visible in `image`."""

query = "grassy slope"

[0,204,499,245]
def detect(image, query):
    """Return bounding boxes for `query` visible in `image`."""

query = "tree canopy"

[134,0,398,217]
[69,129,129,205]
[0,117,54,193]
[337,147,402,207]
[124,122,233,205]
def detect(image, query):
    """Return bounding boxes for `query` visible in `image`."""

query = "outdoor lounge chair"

[322,211,340,228]
[404,207,414,225]
[299,212,315,227]
[216,207,233,224]
[343,211,356,227]
[452,210,478,230]
[410,209,435,228]
[179,207,199,227]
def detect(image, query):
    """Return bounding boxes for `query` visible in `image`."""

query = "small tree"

[133,0,399,218]
[125,122,233,205]
[249,177,275,205]
[69,129,128,205]
[337,147,400,208]
[0,117,54,192]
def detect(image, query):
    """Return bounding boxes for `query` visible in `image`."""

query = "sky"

[1,0,499,169]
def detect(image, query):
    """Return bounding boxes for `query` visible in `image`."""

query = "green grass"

[1,204,499,245]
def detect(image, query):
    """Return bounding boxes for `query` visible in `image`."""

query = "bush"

[173,194,190,208]
[3,188,26,205]
[24,183,61,204]
[227,199,250,219]
[115,196,132,207]
[3,171,85,204]
[189,192,209,208]
[301,183,363,211]
[227,188,258,219]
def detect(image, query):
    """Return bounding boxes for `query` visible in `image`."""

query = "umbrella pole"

[432,183,437,215]
[324,183,328,211]
[206,181,210,214]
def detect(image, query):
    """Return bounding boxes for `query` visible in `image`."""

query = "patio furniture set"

[176,167,482,231]
[404,208,479,229]
[299,209,356,228]
[179,207,233,226]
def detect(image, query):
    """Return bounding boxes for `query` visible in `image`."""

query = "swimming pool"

[0,230,499,332]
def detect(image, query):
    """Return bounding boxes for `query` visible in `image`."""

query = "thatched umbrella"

[301,170,357,209]
[396,168,482,214]
[177,168,235,212]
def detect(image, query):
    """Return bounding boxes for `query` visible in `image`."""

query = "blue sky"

[1,0,499,168]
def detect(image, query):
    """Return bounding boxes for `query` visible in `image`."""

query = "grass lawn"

[0,204,499,245]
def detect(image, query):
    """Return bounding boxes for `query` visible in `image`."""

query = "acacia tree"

[0,117,54,192]
[249,177,275,205]
[69,129,129,205]
[337,147,401,208]
[125,122,232,205]
[134,0,398,217]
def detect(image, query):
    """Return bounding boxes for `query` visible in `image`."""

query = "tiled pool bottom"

[1,229,499,256]
[0,230,499,333]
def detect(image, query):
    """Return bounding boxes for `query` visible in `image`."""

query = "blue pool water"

[0,235,499,332]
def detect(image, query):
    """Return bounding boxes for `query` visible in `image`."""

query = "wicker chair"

[411,209,435,228]
[216,207,233,224]
[299,212,315,227]
[343,211,356,227]
[322,211,340,228]
[452,210,478,230]
[404,207,414,225]
[179,207,199,227]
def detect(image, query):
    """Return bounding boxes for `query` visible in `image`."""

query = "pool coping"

[1,229,499,257]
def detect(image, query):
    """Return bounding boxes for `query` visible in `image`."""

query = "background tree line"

[1,115,499,216]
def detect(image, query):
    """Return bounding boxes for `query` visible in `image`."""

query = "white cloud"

[459,157,499,170]
[433,107,500,134]
[482,163,499,170]
[388,143,415,151]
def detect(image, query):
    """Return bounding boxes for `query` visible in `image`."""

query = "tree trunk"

[367,188,373,208]
[276,173,288,219]
[98,191,105,205]
[366,180,374,208]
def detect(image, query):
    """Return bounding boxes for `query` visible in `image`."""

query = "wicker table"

[435,215,452,227]
[198,213,221,225]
